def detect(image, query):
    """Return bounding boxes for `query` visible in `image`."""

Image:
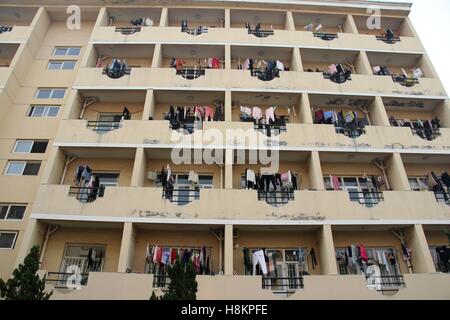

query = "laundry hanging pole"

[79,96,98,119]
[390,228,413,274]
[372,158,391,190]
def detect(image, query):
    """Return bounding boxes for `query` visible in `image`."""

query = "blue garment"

[81,166,92,183]
[323,111,334,121]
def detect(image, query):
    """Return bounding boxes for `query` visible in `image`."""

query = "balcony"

[0,7,36,42]
[402,154,450,205]
[168,8,225,34]
[0,44,19,86]
[384,97,446,142]
[151,90,224,134]
[293,12,354,42]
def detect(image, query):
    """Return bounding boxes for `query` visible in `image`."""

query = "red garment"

[170,248,177,264]
[211,57,221,69]
[315,110,324,123]
[359,244,368,262]
[153,245,162,264]
[175,58,185,71]
[331,176,341,191]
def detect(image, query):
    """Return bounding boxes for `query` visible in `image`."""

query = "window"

[28,105,60,117]
[5,161,41,176]
[14,140,48,154]
[323,175,381,207]
[408,177,428,191]
[0,204,26,220]
[35,88,66,99]
[47,60,76,70]
[53,47,81,56]
[94,172,120,187]
[0,232,18,249]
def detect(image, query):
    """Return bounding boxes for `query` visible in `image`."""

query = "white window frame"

[0,231,18,249]
[408,176,428,191]
[4,161,40,176]
[47,60,76,70]
[13,140,34,153]
[28,105,60,117]
[0,204,26,221]
[13,140,48,154]
[35,88,66,99]
[53,47,81,56]
[4,161,26,175]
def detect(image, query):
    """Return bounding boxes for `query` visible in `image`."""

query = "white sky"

[373,0,450,94]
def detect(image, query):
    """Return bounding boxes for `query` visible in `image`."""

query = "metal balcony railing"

[0,25,13,34]
[250,68,280,81]
[376,35,401,44]
[257,190,295,207]
[46,272,90,287]
[176,67,206,80]
[335,122,366,138]
[391,74,419,87]
[162,187,200,205]
[248,29,274,38]
[153,274,170,289]
[411,127,441,141]
[323,72,352,84]
[87,120,122,133]
[68,186,105,202]
[262,276,304,293]
[115,26,141,34]
[182,26,208,35]
[254,121,287,136]
[348,190,384,207]
[313,32,338,41]
[434,190,450,204]
[365,275,406,292]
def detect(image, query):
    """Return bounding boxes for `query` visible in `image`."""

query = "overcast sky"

[373,0,450,94]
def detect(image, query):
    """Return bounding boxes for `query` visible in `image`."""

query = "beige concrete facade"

[0,0,449,300]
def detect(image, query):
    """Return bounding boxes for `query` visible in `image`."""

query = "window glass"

[29,106,45,117]
[23,162,40,176]
[5,162,25,175]
[50,89,66,99]
[62,61,76,70]
[31,141,48,153]
[285,249,300,262]
[48,61,63,70]
[7,206,26,220]
[95,173,119,187]
[0,205,8,219]
[46,106,60,117]
[14,141,33,153]
[54,48,68,56]
[36,89,51,99]
[0,232,17,249]
[67,47,81,56]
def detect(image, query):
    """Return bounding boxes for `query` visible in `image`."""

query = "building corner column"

[224,224,234,275]
[318,225,338,275]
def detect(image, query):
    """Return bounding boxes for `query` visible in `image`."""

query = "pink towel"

[332,175,341,190]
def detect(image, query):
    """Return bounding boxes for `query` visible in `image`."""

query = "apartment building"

[0,0,449,300]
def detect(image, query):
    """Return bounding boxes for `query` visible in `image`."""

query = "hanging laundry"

[331,175,341,191]
[252,250,268,275]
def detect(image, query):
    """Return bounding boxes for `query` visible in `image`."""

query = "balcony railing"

[348,190,384,207]
[434,190,450,204]
[182,26,208,36]
[262,276,304,293]
[335,122,366,138]
[87,120,122,133]
[0,25,13,34]
[162,187,200,205]
[392,74,419,87]
[411,127,441,141]
[376,35,401,44]
[366,275,406,292]
[323,72,352,84]
[169,116,202,134]
[68,186,105,202]
[250,68,280,81]
[313,32,338,41]
[254,120,287,136]
[176,67,206,80]
[115,26,141,34]
[153,274,170,289]
[257,190,295,207]
[248,29,274,38]
[46,272,90,287]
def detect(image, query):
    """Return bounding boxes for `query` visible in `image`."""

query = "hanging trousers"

[252,250,268,275]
